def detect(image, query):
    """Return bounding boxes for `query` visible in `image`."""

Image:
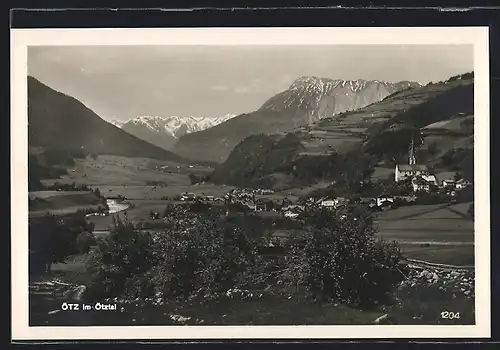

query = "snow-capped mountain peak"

[106,114,238,151]
[109,119,128,128]
[288,76,421,94]
[118,114,237,138]
[260,76,422,120]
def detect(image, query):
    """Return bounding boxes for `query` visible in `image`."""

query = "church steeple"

[409,134,416,165]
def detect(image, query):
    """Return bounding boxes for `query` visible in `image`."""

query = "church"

[394,136,437,190]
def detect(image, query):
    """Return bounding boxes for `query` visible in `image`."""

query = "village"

[166,139,473,221]
[172,172,471,219]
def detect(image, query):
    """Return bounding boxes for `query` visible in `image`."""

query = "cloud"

[234,86,252,94]
[211,84,230,91]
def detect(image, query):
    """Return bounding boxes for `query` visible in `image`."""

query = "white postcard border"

[11,26,490,340]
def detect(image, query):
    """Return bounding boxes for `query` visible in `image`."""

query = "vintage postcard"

[11,27,490,340]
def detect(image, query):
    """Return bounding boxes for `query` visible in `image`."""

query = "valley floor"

[29,154,476,326]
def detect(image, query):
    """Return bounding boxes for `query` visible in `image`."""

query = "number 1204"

[441,311,460,320]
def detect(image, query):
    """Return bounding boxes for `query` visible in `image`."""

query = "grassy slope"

[173,110,303,163]
[42,155,233,200]
[29,190,101,216]
[376,202,474,266]
[209,78,473,189]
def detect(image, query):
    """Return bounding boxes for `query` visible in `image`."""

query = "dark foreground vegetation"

[29,203,474,325]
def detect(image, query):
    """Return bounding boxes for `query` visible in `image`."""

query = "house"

[318,197,347,208]
[455,178,472,189]
[442,179,456,188]
[282,204,304,213]
[320,199,336,208]
[259,198,276,211]
[445,189,457,197]
[245,202,257,211]
[284,211,299,219]
[376,197,394,206]
[395,164,431,182]
[256,189,275,195]
[421,174,438,185]
[333,197,348,208]
[411,175,437,192]
[180,192,196,201]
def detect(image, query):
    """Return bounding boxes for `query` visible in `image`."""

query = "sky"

[28,45,473,121]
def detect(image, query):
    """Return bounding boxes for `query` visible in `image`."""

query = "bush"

[86,208,261,303]
[188,173,202,185]
[29,214,81,273]
[86,218,155,301]
[149,213,261,301]
[45,182,92,191]
[76,231,96,254]
[413,190,452,205]
[285,206,403,307]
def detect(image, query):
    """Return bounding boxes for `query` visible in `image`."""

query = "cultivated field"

[39,155,475,266]
[293,79,473,157]
[376,202,474,266]
[29,190,101,217]
[41,155,233,200]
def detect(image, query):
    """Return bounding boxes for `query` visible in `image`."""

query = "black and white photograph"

[11,27,490,340]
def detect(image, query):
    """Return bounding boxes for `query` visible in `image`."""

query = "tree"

[76,231,97,254]
[163,203,176,218]
[188,173,201,185]
[86,217,155,301]
[149,213,260,301]
[287,206,403,307]
[86,208,261,303]
[29,214,80,273]
[189,201,210,213]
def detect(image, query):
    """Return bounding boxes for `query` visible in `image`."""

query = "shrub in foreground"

[86,209,261,303]
[76,231,97,254]
[149,213,261,301]
[286,206,403,307]
[86,218,154,301]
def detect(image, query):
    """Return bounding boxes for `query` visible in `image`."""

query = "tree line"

[81,204,404,309]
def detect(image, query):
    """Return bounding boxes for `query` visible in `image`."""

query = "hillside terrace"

[292,78,473,157]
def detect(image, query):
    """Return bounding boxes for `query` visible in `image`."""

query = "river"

[106,199,130,214]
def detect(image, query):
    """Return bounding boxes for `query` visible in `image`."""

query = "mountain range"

[27,76,192,163]
[28,72,471,189]
[209,72,474,189]
[108,114,237,151]
[173,77,422,163]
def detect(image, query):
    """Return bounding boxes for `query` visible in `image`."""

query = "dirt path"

[379,203,453,221]
[396,240,474,246]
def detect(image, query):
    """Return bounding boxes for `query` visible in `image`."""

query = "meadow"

[36,154,475,266]
[28,154,476,326]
